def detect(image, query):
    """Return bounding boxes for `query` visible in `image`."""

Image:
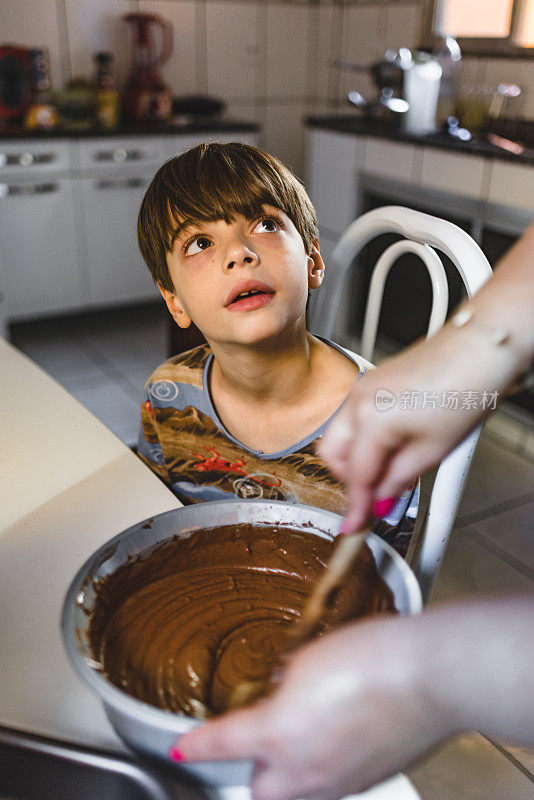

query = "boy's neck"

[208,326,314,405]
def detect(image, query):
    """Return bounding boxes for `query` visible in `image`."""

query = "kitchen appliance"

[0,46,32,122]
[62,500,422,787]
[122,13,174,123]
[338,49,411,123]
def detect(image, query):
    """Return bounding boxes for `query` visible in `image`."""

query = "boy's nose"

[225,241,259,271]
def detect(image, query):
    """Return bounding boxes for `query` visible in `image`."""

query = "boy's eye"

[184,235,212,256]
[254,217,280,234]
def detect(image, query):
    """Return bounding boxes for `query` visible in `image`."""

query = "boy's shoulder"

[146,343,211,390]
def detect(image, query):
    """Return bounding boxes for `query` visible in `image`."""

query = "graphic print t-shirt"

[137,342,418,556]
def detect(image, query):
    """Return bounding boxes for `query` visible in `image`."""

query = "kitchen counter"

[307,113,534,165]
[0,117,259,141]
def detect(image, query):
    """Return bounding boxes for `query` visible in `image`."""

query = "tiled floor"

[8,303,534,800]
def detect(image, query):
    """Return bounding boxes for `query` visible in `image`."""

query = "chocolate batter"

[88,524,395,718]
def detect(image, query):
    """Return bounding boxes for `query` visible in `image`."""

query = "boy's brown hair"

[137,141,319,293]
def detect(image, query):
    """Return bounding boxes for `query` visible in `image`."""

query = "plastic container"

[403,52,442,135]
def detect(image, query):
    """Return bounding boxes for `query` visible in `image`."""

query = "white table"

[0,337,180,750]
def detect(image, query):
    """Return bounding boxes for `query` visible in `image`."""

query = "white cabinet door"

[488,161,534,211]
[419,147,489,199]
[307,130,366,235]
[0,178,82,319]
[80,174,159,306]
[364,138,418,184]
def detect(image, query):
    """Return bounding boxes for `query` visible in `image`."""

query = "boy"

[136,142,416,554]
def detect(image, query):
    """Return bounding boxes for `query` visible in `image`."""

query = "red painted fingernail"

[373,497,396,517]
[169,747,185,762]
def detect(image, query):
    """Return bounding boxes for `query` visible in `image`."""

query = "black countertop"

[0,116,259,141]
[307,113,534,165]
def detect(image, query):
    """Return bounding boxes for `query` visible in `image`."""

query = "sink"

[0,726,211,800]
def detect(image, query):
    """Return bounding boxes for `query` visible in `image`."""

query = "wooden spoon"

[228,531,368,709]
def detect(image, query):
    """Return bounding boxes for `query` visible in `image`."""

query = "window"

[425,0,534,54]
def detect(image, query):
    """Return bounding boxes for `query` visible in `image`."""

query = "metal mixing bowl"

[62,500,422,787]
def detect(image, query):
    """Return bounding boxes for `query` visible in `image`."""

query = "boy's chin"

[218,320,300,348]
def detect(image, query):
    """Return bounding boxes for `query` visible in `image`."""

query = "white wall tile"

[384,1,422,54]
[338,3,386,101]
[340,70,376,109]
[483,57,531,119]
[263,102,307,178]
[341,6,384,70]
[483,57,530,89]
[419,148,487,199]
[316,2,342,103]
[1,0,64,89]
[266,4,310,99]
[138,0,198,97]
[206,0,259,101]
[65,0,135,89]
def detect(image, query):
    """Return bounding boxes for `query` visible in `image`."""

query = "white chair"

[310,206,493,603]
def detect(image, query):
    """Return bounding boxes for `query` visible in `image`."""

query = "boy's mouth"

[225,280,275,311]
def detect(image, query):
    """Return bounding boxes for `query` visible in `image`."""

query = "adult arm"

[318,223,534,531]
[175,593,534,800]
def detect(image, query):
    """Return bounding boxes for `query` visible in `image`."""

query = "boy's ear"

[307,239,325,289]
[158,284,192,329]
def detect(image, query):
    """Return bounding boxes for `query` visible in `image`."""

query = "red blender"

[122,12,174,123]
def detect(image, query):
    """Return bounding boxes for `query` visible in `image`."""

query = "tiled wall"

[3,0,534,178]
[2,0,324,177]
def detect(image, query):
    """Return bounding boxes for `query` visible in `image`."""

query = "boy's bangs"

[165,162,283,249]
[138,142,319,293]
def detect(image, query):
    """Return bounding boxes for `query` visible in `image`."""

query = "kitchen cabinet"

[1,127,258,322]
[77,136,174,306]
[419,148,491,199]
[306,123,534,414]
[0,171,83,318]
[306,125,534,249]
[488,160,534,210]
[308,130,366,235]
[80,173,159,305]
[364,138,418,184]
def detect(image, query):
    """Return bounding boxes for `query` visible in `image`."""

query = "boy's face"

[160,205,324,347]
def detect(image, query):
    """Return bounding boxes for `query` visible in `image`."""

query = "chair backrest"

[310,206,493,603]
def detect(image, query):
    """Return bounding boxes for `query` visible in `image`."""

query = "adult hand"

[174,613,456,800]
[319,223,534,532]
[173,595,534,800]
[318,327,494,532]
